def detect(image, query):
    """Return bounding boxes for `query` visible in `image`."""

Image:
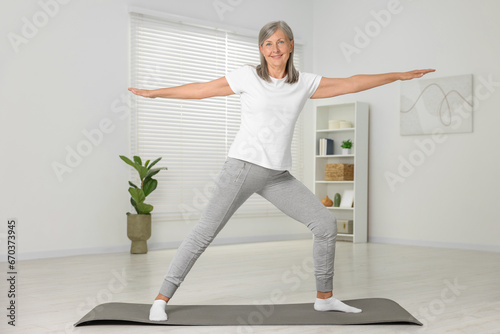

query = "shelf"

[316,154,354,158]
[313,101,369,243]
[337,234,353,242]
[326,207,354,211]
[317,128,354,133]
[315,181,354,184]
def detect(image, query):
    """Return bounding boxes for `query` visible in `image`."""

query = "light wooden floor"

[2,239,500,334]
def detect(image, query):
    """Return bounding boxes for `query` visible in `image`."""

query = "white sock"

[314,296,362,313]
[149,299,168,321]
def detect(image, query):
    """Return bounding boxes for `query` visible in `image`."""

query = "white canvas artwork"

[340,190,354,208]
[400,74,473,135]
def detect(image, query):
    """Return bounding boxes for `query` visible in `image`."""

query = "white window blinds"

[129,12,305,223]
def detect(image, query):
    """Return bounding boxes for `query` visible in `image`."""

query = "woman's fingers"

[128,88,141,95]
[129,88,144,96]
[402,69,436,80]
[415,69,435,77]
[128,88,154,98]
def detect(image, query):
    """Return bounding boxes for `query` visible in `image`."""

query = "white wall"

[311,0,500,251]
[0,0,315,260]
[4,0,498,261]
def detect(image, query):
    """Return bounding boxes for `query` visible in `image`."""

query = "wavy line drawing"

[401,82,473,127]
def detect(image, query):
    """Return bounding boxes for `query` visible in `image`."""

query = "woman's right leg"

[154,158,268,305]
[150,157,262,321]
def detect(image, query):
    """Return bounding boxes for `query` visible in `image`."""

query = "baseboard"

[369,236,500,253]
[10,235,498,261]
[13,245,130,262]
[7,234,313,262]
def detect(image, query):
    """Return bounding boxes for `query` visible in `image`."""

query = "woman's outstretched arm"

[128,77,235,99]
[311,69,435,99]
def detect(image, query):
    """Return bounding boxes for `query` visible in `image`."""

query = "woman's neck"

[268,65,287,79]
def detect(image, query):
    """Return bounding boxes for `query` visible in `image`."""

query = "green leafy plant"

[119,155,168,215]
[341,139,353,149]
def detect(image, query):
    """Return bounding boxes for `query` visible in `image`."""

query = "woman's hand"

[128,88,156,98]
[399,69,436,81]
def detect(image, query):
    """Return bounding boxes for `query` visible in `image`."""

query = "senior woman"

[129,20,434,321]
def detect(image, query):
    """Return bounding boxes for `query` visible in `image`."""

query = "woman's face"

[259,29,294,70]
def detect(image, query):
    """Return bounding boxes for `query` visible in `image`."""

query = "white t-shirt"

[225,65,322,171]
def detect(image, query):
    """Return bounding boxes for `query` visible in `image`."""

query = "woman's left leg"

[256,170,361,313]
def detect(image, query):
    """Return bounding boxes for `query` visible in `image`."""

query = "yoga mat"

[74,298,422,326]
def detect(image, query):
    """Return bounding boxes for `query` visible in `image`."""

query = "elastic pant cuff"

[158,279,178,299]
[316,278,333,293]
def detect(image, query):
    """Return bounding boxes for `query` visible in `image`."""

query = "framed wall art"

[400,74,473,135]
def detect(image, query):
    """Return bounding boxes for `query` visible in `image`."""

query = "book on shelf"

[318,138,334,156]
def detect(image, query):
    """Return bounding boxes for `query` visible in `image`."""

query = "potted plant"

[341,139,352,155]
[119,155,168,254]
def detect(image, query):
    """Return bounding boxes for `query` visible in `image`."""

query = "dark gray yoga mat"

[74,298,422,326]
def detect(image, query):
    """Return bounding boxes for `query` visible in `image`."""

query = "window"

[129,12,305,223]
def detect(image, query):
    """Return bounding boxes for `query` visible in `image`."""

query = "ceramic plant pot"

[127,213,151,254]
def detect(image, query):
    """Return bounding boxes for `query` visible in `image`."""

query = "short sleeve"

[300,72,323,98]
[225,65,251,95]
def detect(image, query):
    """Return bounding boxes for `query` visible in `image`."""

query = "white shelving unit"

[313,101,369,243]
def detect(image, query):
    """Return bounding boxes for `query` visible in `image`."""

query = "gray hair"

[256,21,299,84]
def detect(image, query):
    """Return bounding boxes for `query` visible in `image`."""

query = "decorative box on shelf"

[325,163,354,181]
[337,219,353,234]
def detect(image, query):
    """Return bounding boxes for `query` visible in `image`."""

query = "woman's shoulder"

[241,64,258,74]
[298,70,322,79]
[228,64,257,77]
[296,71,322,95]
[298,71,323,84]
[225,65,260,93]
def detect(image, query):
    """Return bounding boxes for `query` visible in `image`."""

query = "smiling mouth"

[271,54,283,59]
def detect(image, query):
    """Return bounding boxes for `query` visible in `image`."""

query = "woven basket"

[325,164,354,181]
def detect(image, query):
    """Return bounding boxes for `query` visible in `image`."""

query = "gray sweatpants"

[159,157,337,298]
